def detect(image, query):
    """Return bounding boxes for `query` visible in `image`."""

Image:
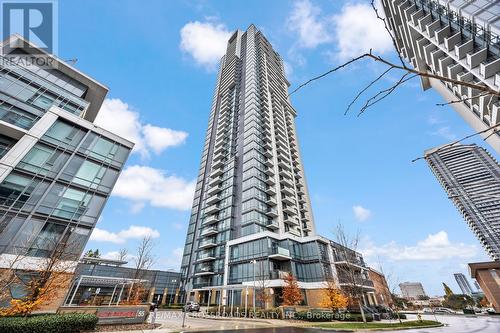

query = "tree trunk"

[359,297,367,323]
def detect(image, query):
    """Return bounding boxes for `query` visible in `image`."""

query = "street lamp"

[251,259,257,316]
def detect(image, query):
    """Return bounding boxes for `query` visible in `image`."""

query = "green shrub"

[395,313,407,319]
[160,304,183,309]
[0,313,98,333]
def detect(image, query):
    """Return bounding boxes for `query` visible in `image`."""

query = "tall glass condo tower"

[181,26,375,308]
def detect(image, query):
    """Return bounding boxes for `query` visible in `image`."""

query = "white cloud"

[180,21,232,70]
[142,124,188,155]
[158,247,184,270]
[353,205,372,221]
[172,223,183,230]
[112,165,195,211]
[90,225,160,244]
[431,126,457,141]
[361,231,478,261]
[283,61,293,78]
[95,98,188,158]
[287,0,332,49]
[333,2,393,60]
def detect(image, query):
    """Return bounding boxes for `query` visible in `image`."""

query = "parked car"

[433,307,456,314]
[485,308,496,314]
[183,301,200,312]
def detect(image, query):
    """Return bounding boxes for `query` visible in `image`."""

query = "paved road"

[150,310,292,331]
[148,311,500,333]
[397,314,500,333]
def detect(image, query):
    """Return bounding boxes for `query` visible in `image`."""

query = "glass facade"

[66,262,182,306]
[0,134,16,159]
[0,36,133,311]
[227,236,332,284]
[0,60,89,130]
[0,119,130,258]
[181,25,316,294]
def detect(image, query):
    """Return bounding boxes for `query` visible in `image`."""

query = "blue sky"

[53,0,495,296]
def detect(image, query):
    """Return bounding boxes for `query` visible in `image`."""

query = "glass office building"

[181,25,375,308]
[0,35,133,309]
[64,257,181,306]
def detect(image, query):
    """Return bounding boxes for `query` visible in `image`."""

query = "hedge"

[160,304,184,309]
[295,310,373,322]
[0,313,98,333]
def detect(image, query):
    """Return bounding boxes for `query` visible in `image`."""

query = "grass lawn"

[312,320,442,330]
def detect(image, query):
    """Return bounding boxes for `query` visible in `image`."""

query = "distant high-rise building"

[180,25,376,307]
[425,144,500,260]
[0,35,133,310]
[399,282,427,300]
[454,273,474,295]
[474,280,482,291]
[381,0,500,153]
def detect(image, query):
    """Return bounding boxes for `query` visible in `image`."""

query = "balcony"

[205,193,221,205]
[201,226,218,237]
[196,255,216,263]
[281,186,294,196]
[266,208,278,217]
[265,186,276,195]
[284,215,299,226]
[194,265,215,276]
[203,214,218,225]
[205,204,220,215]
[278,159,291,170]
[338,276,374,288]
[208,176,223,188]
[266,196,277,206]
[269,270,288,279]
[280,177,294,188]
[269,246,291,260]
[264,167,275,176]
[283,206,296,215]
[265,176,276,185]
[212,158,225,169]
[266,220,279,230]
[210,167,224,178]
[207,185,222,196]
[282,195,295,205]
[199,239,217,249]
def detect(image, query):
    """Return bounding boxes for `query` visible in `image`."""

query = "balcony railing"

[338,276,374,287]
[410,0,500,57]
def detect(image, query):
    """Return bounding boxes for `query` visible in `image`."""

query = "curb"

[311,323,444,332]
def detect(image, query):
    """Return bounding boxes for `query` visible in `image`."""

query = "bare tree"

[377,262,403,323]
[126,236,155,303]
[334,224,368,323]
[289,0,499,140]
[117,248,128,262]
[255,260,273,309]
[0,229,77,316]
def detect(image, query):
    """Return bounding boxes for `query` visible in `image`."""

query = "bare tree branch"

[345,67,393,115]
[370,0,406,68]
[435,91,491,106]
[288,53,370,97]
[412,122,500,162]
[358,72,418,116]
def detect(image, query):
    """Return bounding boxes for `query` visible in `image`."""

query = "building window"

[42,120,86,149]
[27,222,66,257]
